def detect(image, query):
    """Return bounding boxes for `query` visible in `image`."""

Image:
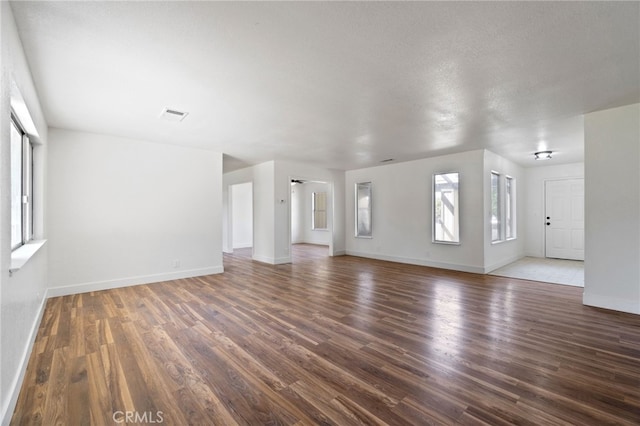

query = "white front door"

[545,179,584,260]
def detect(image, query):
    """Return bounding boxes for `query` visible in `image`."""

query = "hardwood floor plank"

[11,244,640,425]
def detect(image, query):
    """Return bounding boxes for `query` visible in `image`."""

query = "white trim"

[1,294,47,426]
[252,254,273,264]
[10,240,47,274]
[345,250,484,274]
[251,254,292,265]
[583,292,640,315]
[484,254,525,274]
[232,243,253,249]
[46,266,224,298]
[331,250,346,257]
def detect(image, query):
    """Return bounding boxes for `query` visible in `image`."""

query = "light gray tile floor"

[490,256,584,287]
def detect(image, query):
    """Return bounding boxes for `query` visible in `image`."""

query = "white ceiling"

[10,1,640,172]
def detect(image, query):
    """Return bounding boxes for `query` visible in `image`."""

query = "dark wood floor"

[11,245,640,425]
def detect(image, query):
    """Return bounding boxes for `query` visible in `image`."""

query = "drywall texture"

[524,163,584,258]
[251,161,276,263]
[584,103,640,314]
[346,150,487,272]
[0,3,49,423]
[47,129,223,295]
[346,150,525,273]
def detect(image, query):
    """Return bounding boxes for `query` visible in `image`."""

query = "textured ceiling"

[10,1,640,172]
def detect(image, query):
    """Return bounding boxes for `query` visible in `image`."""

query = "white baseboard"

[345,250,484,274]
[232,243,252,249]
[46,266,224,298]
[583,292,640,315]
[251,254,291,265]
[484,254,525,274]
[1,294,48,426]
[331,250,346,257]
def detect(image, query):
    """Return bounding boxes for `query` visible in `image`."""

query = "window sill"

[433,241,461,246]
[491,237,517,245]
[10,239,47,275]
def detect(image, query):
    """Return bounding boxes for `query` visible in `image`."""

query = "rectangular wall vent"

[159,107,189,122]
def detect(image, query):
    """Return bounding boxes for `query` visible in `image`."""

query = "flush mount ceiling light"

[534,150,553,160]
[159,107,188,122]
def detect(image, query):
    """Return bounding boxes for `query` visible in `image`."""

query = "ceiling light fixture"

[159,107,188,122]
[534,150,553,160]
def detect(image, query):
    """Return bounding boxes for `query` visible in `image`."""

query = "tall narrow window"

[491,172,501,242]
[355,182,372,237]
[312,191,327,230]
[505,176,516,239]
[433,172,459,243]
[11,114,33,249]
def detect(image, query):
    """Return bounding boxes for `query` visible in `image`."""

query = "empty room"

[1,1,639,425]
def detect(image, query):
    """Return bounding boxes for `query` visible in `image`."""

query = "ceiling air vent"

[159,107,189,122]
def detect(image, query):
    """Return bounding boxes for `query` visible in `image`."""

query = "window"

[491,172,501,242]
[355,182,372,237]
[10,114,33,249]
[433,172,459,243]
[491,172,517,243]
[312,191,327,230]
[505,176,516,239]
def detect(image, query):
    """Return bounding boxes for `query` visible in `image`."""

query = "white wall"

[231,182,253,248]
[274,160,345,262]
[225,161,344,264]
[291,182,331,246]
[483,150,526,272]
[47,128,223,295]
[251,161,276,263]
[222,166,253,253]
[523,162,584,257]
[291,182,304,244]
[584,103,640,314]
[1,3,49,423]
[345,150,486,273]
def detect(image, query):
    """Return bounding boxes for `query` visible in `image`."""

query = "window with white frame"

[433,172,460,244]
[490,172,517,243]
[505,176,516,239]
[490,172,501,242]
[10,114,33,249]
[312,191,327,230]
[355,182,372,237]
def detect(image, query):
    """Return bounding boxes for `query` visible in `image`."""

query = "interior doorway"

[290,178,331,262]
[545,178,584,260]
[230,182,253,251]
